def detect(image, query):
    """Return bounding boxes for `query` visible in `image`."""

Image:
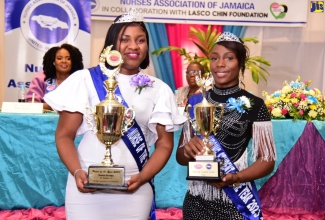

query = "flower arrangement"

[262,76,325,121]
[130,74,154,94]
[226,96,253,113]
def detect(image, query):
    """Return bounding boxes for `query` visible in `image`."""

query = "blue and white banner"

[5,0,91,102]
[91,0,308,27]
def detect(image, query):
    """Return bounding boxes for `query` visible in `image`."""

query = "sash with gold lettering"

[89,65,156,220]
[188,93,263,220]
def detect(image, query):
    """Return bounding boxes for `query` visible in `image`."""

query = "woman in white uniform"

[44,9,186,220]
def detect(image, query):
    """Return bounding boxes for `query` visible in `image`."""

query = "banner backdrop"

[4,0,91,102]
[91,0,308,27]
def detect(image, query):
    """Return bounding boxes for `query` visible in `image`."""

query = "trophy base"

[186,159,223,182]
[186,176,222,181]
[83,183,128,190]
[85,164,127,190]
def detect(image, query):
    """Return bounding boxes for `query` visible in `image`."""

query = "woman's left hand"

[208,173,240,189]
[126,173,144,192]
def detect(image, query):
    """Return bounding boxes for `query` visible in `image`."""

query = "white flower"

[239,96,251,108]
[282,85,292,94]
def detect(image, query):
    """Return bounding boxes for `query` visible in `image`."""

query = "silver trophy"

[84,46,135,190]
[186,73,224,181]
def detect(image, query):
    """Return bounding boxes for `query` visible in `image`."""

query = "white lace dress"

[44,68,186,220]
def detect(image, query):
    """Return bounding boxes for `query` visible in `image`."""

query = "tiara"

[113,8,144,24]
[216,32,242,44]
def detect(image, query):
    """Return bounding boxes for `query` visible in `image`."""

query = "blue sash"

[89,66,156,220]
[188,93,263,220]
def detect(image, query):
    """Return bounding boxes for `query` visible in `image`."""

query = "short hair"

[43,43,84,82]
[187,61,205,76]
[101,17,150,70]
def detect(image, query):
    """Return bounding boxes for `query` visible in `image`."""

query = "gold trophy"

[84,46,135,190]
[186,74,224,181]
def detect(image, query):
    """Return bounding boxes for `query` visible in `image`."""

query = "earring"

[239,73,244,89]
[53,62,55,66]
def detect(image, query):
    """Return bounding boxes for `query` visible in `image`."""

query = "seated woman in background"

[175,61,205,106]
[26,43,84,110]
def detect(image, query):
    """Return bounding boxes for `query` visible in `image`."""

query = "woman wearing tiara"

[44,9,186,220]
[176,32,276,220]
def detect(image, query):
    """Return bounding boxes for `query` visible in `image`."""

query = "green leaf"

[151,25,271,84]
[242,37,259,44]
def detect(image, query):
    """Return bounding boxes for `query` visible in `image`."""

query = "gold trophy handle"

[85,106,97,133]
[213,104,224,134]
[121,108,135,135]
[185,104,192,116]
[185,104,192,120]
[185,104,198,135]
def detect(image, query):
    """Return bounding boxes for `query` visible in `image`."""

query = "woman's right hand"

[74,170,96,193]
[183,136,206,159]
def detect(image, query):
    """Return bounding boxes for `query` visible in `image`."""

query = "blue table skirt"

[0,113,81,210]
[0,113,323,210]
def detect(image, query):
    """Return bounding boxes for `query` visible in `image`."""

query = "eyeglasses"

[186,70,201,75]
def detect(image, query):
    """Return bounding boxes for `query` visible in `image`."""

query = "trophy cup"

[186,74,225,181]
[84,46,135,190]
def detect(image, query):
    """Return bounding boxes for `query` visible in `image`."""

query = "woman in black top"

[176,32,276,220]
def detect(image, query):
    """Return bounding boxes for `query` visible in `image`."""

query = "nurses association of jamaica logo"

[91,0,100,11]
[20,0,79,52]
[270,3,288,19]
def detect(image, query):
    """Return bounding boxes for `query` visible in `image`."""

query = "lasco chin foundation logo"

[270,3,288,19]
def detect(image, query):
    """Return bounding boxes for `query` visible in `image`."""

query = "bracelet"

[183,148,191,159]
[73,169,82,178]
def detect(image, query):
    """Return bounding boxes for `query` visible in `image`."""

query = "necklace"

[207,84,241,106]
[213,84,241,95]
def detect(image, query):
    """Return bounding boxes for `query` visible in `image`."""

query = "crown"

[216,32,242,44]
[114,8,144,24]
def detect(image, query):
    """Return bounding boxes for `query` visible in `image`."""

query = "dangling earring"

[239,72,244,89]
[53,62,55,66]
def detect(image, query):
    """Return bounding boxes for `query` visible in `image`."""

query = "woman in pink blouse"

[26,43,84,110]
